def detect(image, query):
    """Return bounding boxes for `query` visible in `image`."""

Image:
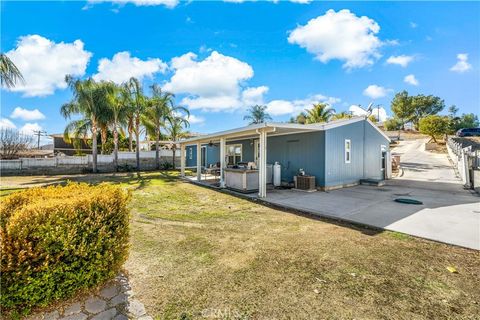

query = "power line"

[32,130,48,149]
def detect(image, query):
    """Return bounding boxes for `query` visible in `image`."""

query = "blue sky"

[1,0,479,142]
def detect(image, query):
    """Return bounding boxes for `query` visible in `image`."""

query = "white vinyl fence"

[0,150,180,172]
[446,137,480,189]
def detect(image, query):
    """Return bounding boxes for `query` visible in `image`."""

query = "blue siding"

[267,131,325,185]
[185,120,388,188]
[364,122,390,179]
[324,121,389,186]
[325,121,364,186]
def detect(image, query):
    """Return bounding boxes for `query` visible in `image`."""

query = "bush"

[384,117,403,131]
[419,115,450,143]
[0,183,130,311]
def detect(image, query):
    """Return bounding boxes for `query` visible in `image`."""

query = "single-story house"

[179,117,391,198]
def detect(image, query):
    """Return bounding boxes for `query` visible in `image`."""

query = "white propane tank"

[273,162,281,187]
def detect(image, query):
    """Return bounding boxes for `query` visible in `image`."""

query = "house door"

[201,146,207,167]
[381,145,387,179]
[286,140,300,182]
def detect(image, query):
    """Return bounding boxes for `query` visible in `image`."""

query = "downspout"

[363,117,366,179]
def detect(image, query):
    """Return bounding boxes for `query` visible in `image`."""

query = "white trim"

[345,139,351,164]
[225,143,242,165]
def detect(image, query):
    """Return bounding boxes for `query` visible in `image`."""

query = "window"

[189,147,193,160]
[345,139,351,163]
[226,144,242,165]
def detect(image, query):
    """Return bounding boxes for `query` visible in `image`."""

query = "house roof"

[180,117,390,144]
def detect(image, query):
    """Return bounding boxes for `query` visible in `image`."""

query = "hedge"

[0,183,130,311]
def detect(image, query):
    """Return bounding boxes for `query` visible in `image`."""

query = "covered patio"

[179,122,322,198]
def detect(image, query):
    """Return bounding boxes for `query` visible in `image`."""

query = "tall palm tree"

[143,85,189,169]
[305,103,335,124]
[125,77,145,170]
[0,53,24,88]
[243,105,272,124]
[165,114,189,170]
[61,76,107,173]
[104,82,129,171]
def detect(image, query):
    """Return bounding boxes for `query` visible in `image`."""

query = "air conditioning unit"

[295,175,316,191]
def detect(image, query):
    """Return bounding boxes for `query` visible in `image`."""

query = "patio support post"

[180,143,185,177]
[258,129,267,198]
[196,142,202,182]
[220,137,226,188]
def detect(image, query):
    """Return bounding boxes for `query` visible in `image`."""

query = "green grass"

[2,171,479,319]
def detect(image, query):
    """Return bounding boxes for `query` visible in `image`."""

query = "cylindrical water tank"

[273,162,281,187]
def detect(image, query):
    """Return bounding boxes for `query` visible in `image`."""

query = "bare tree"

[0,129,33,159]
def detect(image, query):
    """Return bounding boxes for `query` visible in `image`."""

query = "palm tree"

[289,111,307,124]
[332,111,353,121]
[165,114,189,170]
[243,105,272,124]
[143,85,189,169]
[0,53,24,88]
[125,77,146,171]
[61,76,108,173]
[104,82,129,171]
[305,103,335,124]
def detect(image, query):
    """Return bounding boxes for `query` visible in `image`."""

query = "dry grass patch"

[2,172,479,319]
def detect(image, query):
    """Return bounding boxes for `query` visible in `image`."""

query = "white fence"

[0,150,180,171]
[446,137,480,189]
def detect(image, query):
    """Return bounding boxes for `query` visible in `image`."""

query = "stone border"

[26,274,152,320]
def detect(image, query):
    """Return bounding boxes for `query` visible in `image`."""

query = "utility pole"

[33,130,47,149]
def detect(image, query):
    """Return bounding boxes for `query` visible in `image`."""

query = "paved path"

[262,139,480,250]
[26,273,152,320]
[392,139,462,186]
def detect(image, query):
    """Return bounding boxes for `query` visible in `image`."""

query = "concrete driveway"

[263,140,480,250]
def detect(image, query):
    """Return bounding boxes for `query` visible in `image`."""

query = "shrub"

[0,183,130,311]
[419,115,450,143]
[384,117,403,131]
[160,161,173,170]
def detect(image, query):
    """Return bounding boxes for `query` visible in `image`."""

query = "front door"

[286,140,300,182]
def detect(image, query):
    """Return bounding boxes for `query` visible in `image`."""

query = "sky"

[1,0,479,144]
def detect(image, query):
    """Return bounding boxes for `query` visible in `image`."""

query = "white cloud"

[186,114,205,124]
[363,85,392,99]
[10,107,45,121]
[4,35,92,97]
[386,55,414,67]
[266,94,340,116]
[19,123,42,136]
[86,0,179,9]
[241,86,269,106]
[164,51,255,111]
[450,53,472,73]
[349,104,388,122]
[0,118,17,130]
[93,52,167,84]
[404,74,419,86]
[288,9,382,69]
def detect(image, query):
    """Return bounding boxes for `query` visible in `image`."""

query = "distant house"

[50,134,92,156]
[180,117,391,197]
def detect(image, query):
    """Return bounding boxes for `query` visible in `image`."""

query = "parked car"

[456,128,480,137]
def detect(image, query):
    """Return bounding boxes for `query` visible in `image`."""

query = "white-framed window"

[226,144,242,165]
[345,139,351,163]
[189,147,193,160]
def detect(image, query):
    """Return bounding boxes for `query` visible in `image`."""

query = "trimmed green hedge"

[0,183,130,310]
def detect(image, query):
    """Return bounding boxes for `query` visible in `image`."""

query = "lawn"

[2,172,479,319]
